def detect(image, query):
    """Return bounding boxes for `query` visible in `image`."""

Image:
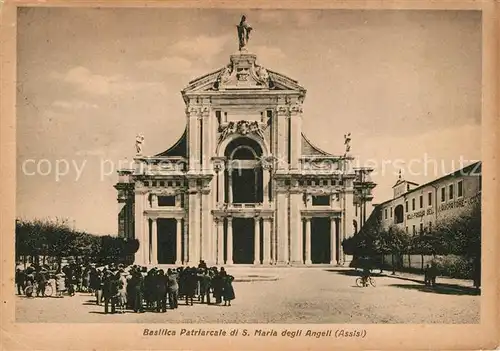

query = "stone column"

[201,190,212,263]
[175,218,182,265]
[262,164,271,205]
[343,190,354,265]
[305,217,312,265]
[270,217,276,264]
[276,192,289,264]
[202,109,210,170]
[262,218,272,265]
[226,217,233,264]
[188,181,200,265]
[152,194,158,208]
[290,102,303,170]
[188,108,200,171]
[290,191,302,264]
[276,106,289,171]
[216,218,224,265]
[254,217,261,265]
[144,218,150,265]
[330,217,337,265]
[134,190,146,265]
[217,168,225,204]
[228,169,233,203]
[151,218,158,265]
[338,216,344,265]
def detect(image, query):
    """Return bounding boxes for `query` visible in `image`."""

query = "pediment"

[182,52,305,95]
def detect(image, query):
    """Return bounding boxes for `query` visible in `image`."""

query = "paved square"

[15,268,479,324]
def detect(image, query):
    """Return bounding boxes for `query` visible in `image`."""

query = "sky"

[16,8,482,235]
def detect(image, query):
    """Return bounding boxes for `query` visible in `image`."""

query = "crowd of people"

[15,260,236,314]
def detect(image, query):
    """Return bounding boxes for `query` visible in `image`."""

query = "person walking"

[15,268,26,296]
[130,268,145,313]
[221,270,235,306]
[429,262,438,287]
[102,271,117,314]
[35,267,48,297]
[211,268,223,305]
[184,267,197,306]
[116,269,128,313]
[166,268,179,309]
[198,268,212,304]
[55,268,66,298]
[155,270,168,313]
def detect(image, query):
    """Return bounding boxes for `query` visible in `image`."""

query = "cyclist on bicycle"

[361,266,371,287]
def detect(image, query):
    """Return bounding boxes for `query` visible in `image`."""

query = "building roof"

[378,161,482,206]
[155,128,187,157]
[392,178,419,188]
[301,133,334,157]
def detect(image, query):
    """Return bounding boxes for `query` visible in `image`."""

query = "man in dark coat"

[198,268,212,304]
[102,271,117,314]
[15,268,26,295]
[129,268,144,313]
[428,262,438,287]
[155,270,168,313]
[211,268,223,305]
[221,270,235,306]
[184,268,197,306]
[144,269,156,311]
[35,268,48,297]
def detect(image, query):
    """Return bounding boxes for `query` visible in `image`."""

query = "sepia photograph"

[2,2,498,350]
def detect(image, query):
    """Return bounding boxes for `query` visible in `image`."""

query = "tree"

[15,218,139,267]
[342,207,384,269]
[380,225,410,275]
[96,236,139,265]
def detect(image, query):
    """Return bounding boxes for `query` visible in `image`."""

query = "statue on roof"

[135,134,145,155]
[237,15,252,51]
[344,132,351,153]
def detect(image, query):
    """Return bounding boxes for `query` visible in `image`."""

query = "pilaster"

[151,218,158,265]
[290,191,302,264]
[330,217,337,265]
[175,218,182,265]
[276,192,289,264]
[262,217,272,265]
[253,216,261,265]
[216,218,224,265]
[304,217,312,265]
[226,217,233,264]
[290,100,303,170]
[133,188,147,265]
[276,105,289,171]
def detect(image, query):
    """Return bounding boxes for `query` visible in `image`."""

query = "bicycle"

[24,282,54,297]
[355,276,376,287]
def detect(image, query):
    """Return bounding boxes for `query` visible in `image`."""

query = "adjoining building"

[377,161,482,235]
[114,20,376,267]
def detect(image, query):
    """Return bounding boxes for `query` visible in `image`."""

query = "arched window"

[224,137,263,204]
[394,204,404,224]
[231,146,256,160]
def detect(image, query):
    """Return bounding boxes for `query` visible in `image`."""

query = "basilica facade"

[115,38,376,267]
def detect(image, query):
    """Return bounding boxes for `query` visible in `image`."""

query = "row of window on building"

[144,180,185,188]
[405,222,433,235]
[384,180,464,220]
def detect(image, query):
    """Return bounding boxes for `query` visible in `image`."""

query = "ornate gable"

[182,52,306,97]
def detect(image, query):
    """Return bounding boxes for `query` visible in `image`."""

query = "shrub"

[432,255,473,279]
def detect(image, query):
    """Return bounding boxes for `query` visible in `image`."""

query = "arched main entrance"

[224,137,263,204]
